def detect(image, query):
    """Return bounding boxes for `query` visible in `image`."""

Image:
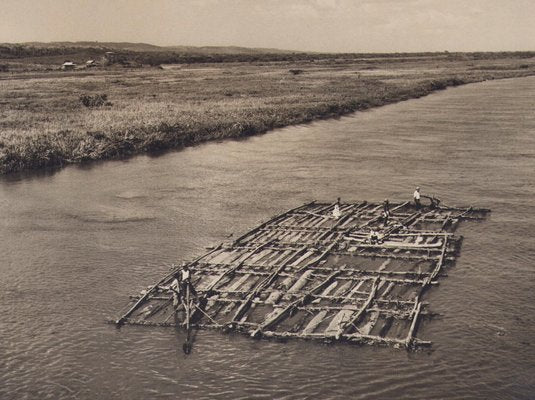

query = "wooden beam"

[405,301,423,348]
[231,201,316,245]
[228,246,308,325]
[251,271,341,337]
[334,277,379,339]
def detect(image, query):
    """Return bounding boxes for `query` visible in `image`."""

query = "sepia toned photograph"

[1,1,534,399]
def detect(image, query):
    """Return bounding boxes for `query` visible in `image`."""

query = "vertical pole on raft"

[183,285,192,354]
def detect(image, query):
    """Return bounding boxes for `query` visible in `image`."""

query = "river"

[1,77,534,399]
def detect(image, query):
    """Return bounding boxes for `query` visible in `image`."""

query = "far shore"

[1,52,535,174]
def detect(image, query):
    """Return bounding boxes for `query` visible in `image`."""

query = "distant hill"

[14,41,297,54]
[22,41,164,52]
[165,45,297,54]
[0,41,304,69]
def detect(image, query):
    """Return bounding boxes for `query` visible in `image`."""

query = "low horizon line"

[2,40,534,54]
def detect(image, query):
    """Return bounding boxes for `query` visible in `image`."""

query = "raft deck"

[113,200,489,349]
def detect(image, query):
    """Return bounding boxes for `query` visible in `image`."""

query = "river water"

[1,77,534,399]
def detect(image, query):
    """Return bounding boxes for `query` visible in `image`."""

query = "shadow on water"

[0,164,63,184]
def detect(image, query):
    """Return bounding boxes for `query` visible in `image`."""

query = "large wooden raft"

[113,200,489,349]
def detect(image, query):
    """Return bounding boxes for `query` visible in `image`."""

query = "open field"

[1,51,535,174]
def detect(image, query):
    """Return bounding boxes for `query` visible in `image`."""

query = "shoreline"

[1,63,534,175]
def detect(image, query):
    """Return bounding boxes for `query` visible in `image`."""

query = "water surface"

[1,77,534,399]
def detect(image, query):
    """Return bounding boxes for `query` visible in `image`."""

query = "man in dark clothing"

[382,198,391,226]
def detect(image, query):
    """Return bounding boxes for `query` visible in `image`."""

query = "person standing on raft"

[332,197,342,219]
[382,198,391,226]
[170,274,181,311]
[180,263,197,299]
[413,187,421,209]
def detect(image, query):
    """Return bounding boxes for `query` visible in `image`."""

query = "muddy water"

[1,77,534,399]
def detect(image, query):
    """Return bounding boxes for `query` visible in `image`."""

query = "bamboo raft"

[112,199,489,349]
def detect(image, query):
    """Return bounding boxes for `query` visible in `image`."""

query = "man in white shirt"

[332,197,342,219]
[413,187,421,209]
[180,264,197,298]
[369,229,383,244]
[171,276,181,309]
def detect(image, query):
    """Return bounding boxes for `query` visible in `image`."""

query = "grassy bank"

[1,53,535,174]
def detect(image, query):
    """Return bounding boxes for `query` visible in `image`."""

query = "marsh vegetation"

[1,50,534,174]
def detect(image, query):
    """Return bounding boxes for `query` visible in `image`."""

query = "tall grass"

[1,55,534,174]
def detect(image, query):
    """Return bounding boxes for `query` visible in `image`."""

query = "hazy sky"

[1,0,534,52]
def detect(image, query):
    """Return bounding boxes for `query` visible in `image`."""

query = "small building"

[61,61,76,70]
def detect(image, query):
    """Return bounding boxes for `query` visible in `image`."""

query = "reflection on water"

[1,77,534,399]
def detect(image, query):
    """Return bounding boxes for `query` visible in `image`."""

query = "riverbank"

[1,53,535,174]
